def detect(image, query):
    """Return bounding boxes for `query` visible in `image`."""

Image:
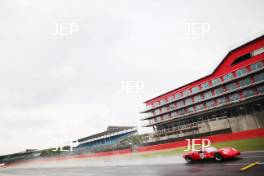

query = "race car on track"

[183,146,240,163]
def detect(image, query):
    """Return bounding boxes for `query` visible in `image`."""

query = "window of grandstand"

[236,68,248,77]
[163,114,169,120]
[177,100,184,107]
[169,104,176,110]
[161,106,167,112]
[223,73,234,81]
[229,93,240,102]
[204,91,213,99]
[194,94,202,102]
[239,77,251,87]
[216,97,226,104]
[148,112,154,117]
[154,102,159,107]
[253,72,264,82]
[178,109,185,115]
[206,100,215,108]
[171,112,177,118]
[183,89,190,97]
[187,106,194,112]
[212,78,222,86]
[157,116,161,122]
[231,53,251,66]
[175,93,181,99]
[242,89,255,98]
[160,99,166,105]
[257,85,264,94]
[150,119,155,124]
[191,86,200,93]
[168,96,174,102]
[214,87,225,95]
[201,82,209,89]
[226,82,237,91]
[250,61,263,71]
[196,103,204,110]
[154,109,160,115]
[251,47,264,56]
[185,98,192,105]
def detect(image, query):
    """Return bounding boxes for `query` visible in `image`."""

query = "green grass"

[138,137,264,158]
[212,137,264,152]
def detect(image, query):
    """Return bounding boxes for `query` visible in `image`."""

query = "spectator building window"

[196,104,204,110]
[242,89,255,98]
[178,109,185,115]
[177,101,184,107]
[239,78,251,87]
[154,109,160,115]
[204,91,213,99]
[212,78,222,86]
[187,107,194,113]
[154,102,159,107]
[217,97,226,105]
[161,106,167,112]
[168,96,174,102]
[191,86,199,94]
[254,72,264,82]
[257,85,264,94]
[206,100,215,108]
[215,87,225,95]
[250,61,263,71]
[185,98,192,105]
[223,73,234,81]
[226,82,237,91]
[175,93,181,99]
[163,114,169,120]
[201,82,209,89]
[229,93,240,102]
[183,90,190,97]
[169,104,176,110]
[160,99,166,105]
[171,112,177,118]
[194,94,202,102]
[236,68,248,77]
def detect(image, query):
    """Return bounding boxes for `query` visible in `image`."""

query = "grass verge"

[139,137,264,158]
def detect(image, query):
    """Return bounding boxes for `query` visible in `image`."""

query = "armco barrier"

[136,128,264,152]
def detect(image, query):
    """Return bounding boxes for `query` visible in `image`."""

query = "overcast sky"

[0,0,264,155]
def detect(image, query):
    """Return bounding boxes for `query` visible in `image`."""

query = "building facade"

[141,35,264,143]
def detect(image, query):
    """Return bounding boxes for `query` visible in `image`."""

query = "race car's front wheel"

[214,153,222,162]
[185,156,193,163]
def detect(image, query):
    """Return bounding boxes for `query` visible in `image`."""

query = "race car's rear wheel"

[185,156,193,163]
[214,153,222,162]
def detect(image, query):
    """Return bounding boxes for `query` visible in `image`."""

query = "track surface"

[0,151,263,176]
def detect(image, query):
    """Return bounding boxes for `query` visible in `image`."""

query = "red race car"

[183,146,240,163]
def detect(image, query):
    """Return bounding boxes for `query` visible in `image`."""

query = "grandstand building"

[141,35,264,144]
[75,126,137,152]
